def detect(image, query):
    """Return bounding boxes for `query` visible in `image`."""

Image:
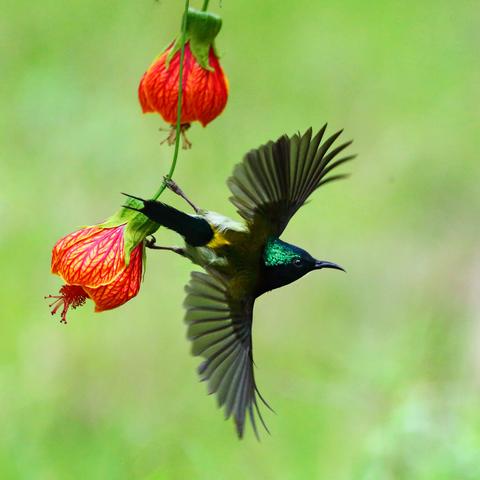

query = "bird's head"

[257,237,344,295]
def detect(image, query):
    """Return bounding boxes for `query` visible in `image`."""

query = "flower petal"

[138,72,154,113]
[84,243,143,312]
[188,47,228,126]
[52,226,126,288]
[51,226,98,273]
[139,44,198,124]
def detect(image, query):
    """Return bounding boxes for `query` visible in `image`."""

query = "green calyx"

[99,197,160,266]
[167,7,222,71]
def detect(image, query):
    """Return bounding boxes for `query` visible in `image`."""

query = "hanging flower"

[138,8,228,147]
[46,198,159,323]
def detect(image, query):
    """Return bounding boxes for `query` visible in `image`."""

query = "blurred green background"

[1,0,479,478]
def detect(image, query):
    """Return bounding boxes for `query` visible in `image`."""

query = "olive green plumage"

[125,125,354,438]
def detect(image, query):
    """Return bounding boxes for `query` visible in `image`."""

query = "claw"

[145,235,157,248]
[162,177,199,213]
[164,177,181,194]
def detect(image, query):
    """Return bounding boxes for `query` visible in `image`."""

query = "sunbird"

[124,125,354,438]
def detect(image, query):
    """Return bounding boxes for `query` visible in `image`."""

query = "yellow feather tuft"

[206,228,231,249]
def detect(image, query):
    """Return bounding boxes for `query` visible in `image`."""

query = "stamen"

[45,285,88,324]
[160,123,192,149]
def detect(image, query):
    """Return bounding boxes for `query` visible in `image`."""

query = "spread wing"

[183,271,271,439]
[227,126,354,237]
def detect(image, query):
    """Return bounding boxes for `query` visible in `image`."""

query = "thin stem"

[202,0,210,11]
[152,0,190,201]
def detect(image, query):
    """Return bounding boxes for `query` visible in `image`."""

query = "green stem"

[202,0,210,11]
[152,0,190,201]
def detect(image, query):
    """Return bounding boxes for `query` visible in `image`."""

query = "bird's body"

[185,211,263,289]
[126,126,354,438]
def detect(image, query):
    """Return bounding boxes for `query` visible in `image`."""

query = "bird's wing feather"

[228,126,354,236]
[184,270,271,438]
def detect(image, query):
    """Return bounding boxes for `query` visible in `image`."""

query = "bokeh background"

[1,0,479,478]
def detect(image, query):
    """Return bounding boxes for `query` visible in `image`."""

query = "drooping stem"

[152,0,190,201]
[202,0,210,11]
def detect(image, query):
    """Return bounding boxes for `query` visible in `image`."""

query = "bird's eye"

[293,258,303,267]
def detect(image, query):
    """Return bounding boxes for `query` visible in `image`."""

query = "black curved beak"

[314,260,345,272]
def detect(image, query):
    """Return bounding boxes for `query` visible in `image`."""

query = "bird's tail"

[122,194,214,247]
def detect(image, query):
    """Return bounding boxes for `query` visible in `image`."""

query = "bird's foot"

[145,235,157,249]
[160,123,192,149]
[164,177,200,213]
[145,236,185,256]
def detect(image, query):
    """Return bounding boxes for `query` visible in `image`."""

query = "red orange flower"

[139,42,228,127]
[138,8,228,146]
[47,200,159,323]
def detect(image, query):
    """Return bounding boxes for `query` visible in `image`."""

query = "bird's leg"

[145,236,185,256]
[148,245,186,256]
[164,177,200,214]
[159,123,192,149]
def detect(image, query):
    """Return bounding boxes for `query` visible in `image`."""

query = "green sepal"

[99,197,160,266]
[166,8,222,72]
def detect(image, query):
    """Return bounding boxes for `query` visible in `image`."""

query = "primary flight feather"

[124,125,354,438]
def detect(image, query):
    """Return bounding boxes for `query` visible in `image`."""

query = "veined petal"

[51,226,98,273]
[139,43,229,126]
[138,72,154,113]
[188,47,228,126]
[52,226,126,288]
[139,48,176,124]
[84,243,143,312]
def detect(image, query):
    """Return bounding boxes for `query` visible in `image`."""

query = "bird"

[123,125,354,438]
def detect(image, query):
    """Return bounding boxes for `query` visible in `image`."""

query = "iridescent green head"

[258,237,344,295]
[263,237,303,267]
